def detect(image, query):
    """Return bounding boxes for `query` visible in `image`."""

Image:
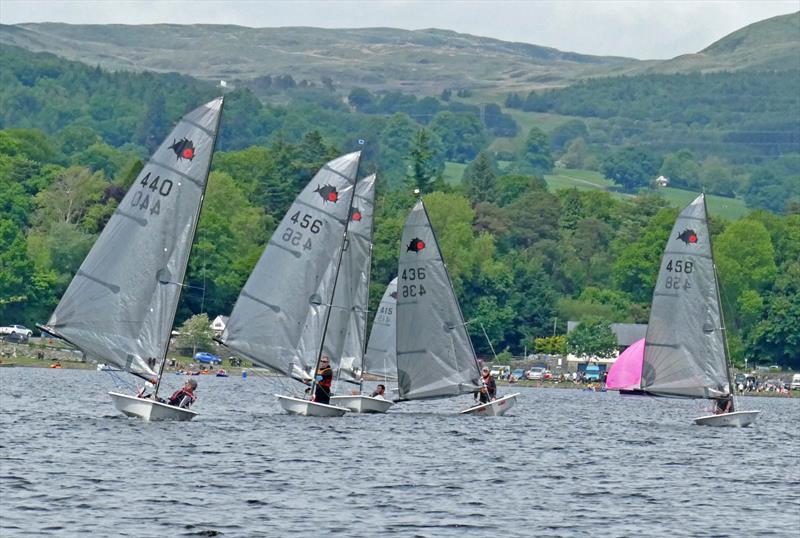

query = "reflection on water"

[1,368,798,537]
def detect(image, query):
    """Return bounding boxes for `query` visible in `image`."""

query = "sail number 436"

[664,258,693,290]
[401,267,426,297]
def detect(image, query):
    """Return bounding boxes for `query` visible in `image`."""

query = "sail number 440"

[664,258,693,290]
[131,172,174,216]
[401,267,426,297]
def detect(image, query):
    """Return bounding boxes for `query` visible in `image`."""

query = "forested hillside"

[1,46,798,369]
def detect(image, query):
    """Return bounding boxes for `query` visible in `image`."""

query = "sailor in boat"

[713,394,734,415]
[370,384,387,399]
[305,356,333,405]
[166,378,198,409]
[476,366,497,404]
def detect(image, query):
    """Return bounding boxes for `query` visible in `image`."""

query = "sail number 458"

[664,258,693,290]
[401,267,426,297]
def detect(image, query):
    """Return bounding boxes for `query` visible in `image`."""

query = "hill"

[0,23,637,95]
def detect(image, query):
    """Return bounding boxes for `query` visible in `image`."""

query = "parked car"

[2,332,29,343]
[489,365,510,378]
[0,324,33,338]
[511,369,525,380]
[791,374,800,390]
[526,367,545,380]
[194,351,222,364]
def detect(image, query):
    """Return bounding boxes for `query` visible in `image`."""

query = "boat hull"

[460,393,519,416]
[330,395,394,414]
[108,392,198,421]
[276,395,347,417]
[693,410,761,427]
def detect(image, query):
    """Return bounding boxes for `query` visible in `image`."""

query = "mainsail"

[396,200,482,400]
[641,194,730,398]
[220,152,361,378]
[363,277,398,380]
[44,98,224,378]
[322,174,376,382]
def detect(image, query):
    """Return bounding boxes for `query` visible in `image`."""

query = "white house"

[210,315,229,336]
[655,175,670,187]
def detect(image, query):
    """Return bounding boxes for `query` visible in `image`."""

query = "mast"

[358,173,377,395]
[703,194,736,400]
[310,150,363,399]
[153,97,225,400]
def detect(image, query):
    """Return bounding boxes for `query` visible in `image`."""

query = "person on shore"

[370,384,386,399]
[713,394,733,415]
[167,378,197,408]
[478,366,497,404]
[309,355,333,405]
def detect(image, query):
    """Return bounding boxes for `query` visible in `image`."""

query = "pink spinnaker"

[606,338,645,390]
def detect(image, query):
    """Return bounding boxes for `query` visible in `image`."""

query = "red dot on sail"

[689,234,697,243]
[328,192,338,202]
[417,241,425,250]
[183,148,194,159]
[352,212,362,221]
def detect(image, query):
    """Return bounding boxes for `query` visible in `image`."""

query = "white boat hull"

[693,410,761,427]
[276,395,347,417]
[108,391,198,421]
[460,393,520,416]
[330,395,394,414]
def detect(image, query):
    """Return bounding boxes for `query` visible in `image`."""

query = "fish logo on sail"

[315,184,339,203]
[407,237,426,253]
[350,207,363,222]
[677,229,698,244]
[169,138,196,161]
[390,290,398,299]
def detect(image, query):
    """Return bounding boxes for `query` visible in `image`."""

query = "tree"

[519,127,553,176]
[659,150,700,190]
[567,319,617,359]
[33,166,107,227]
[406,128,444,194]
[429,111,486,162]
[602,147,660,192]
[462,151,497,204]
[348,87,374,111]
[549,119,588,152]
[175,313,213,355]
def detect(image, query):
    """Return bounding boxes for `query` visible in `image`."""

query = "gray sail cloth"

[396,200,482,400]
[363,277,398,380]
[322,174,375,383]
[641,194,730,398]
[220,152,361,377]
[45,98,224,378]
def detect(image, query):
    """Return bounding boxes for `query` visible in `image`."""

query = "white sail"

[641,194,730,398]
[220,152,361,377]
[363,277,398,380]
[396,200,482,400]
[322,174,376,382]
[44,98,224,378]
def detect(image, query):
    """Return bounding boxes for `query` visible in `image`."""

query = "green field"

[443,162,750,220]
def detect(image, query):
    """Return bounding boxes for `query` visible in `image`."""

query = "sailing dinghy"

[219,152,362,417]
[606,338,646,395]
[39,97,224,421]
[641,194,759,427]
[395,199,518,416]
[331,276,397,413]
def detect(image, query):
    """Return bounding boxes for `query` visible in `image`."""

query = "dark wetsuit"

[168,387,196,408]
[714,396,733,414]
[479,374,497,404]
[313,365,333,405]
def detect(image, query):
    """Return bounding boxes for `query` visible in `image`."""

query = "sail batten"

[220,152,361,377]
[641,194,730,399]
[46,98,224,377]
[396,200,481,401]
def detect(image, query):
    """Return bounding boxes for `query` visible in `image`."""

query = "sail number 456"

[281,211,323,252]
[401,267,426,297]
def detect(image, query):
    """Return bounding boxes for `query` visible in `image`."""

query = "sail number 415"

[401,267,426,297]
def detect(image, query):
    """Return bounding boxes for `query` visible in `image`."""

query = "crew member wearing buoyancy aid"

[312,355,333,405]
[478,366,497,404]
[168,378,197,408]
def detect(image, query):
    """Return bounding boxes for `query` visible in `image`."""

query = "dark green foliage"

[462,151,497,204]
[601,147,661,192]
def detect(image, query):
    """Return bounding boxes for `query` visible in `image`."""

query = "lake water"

[1,367,798,537]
